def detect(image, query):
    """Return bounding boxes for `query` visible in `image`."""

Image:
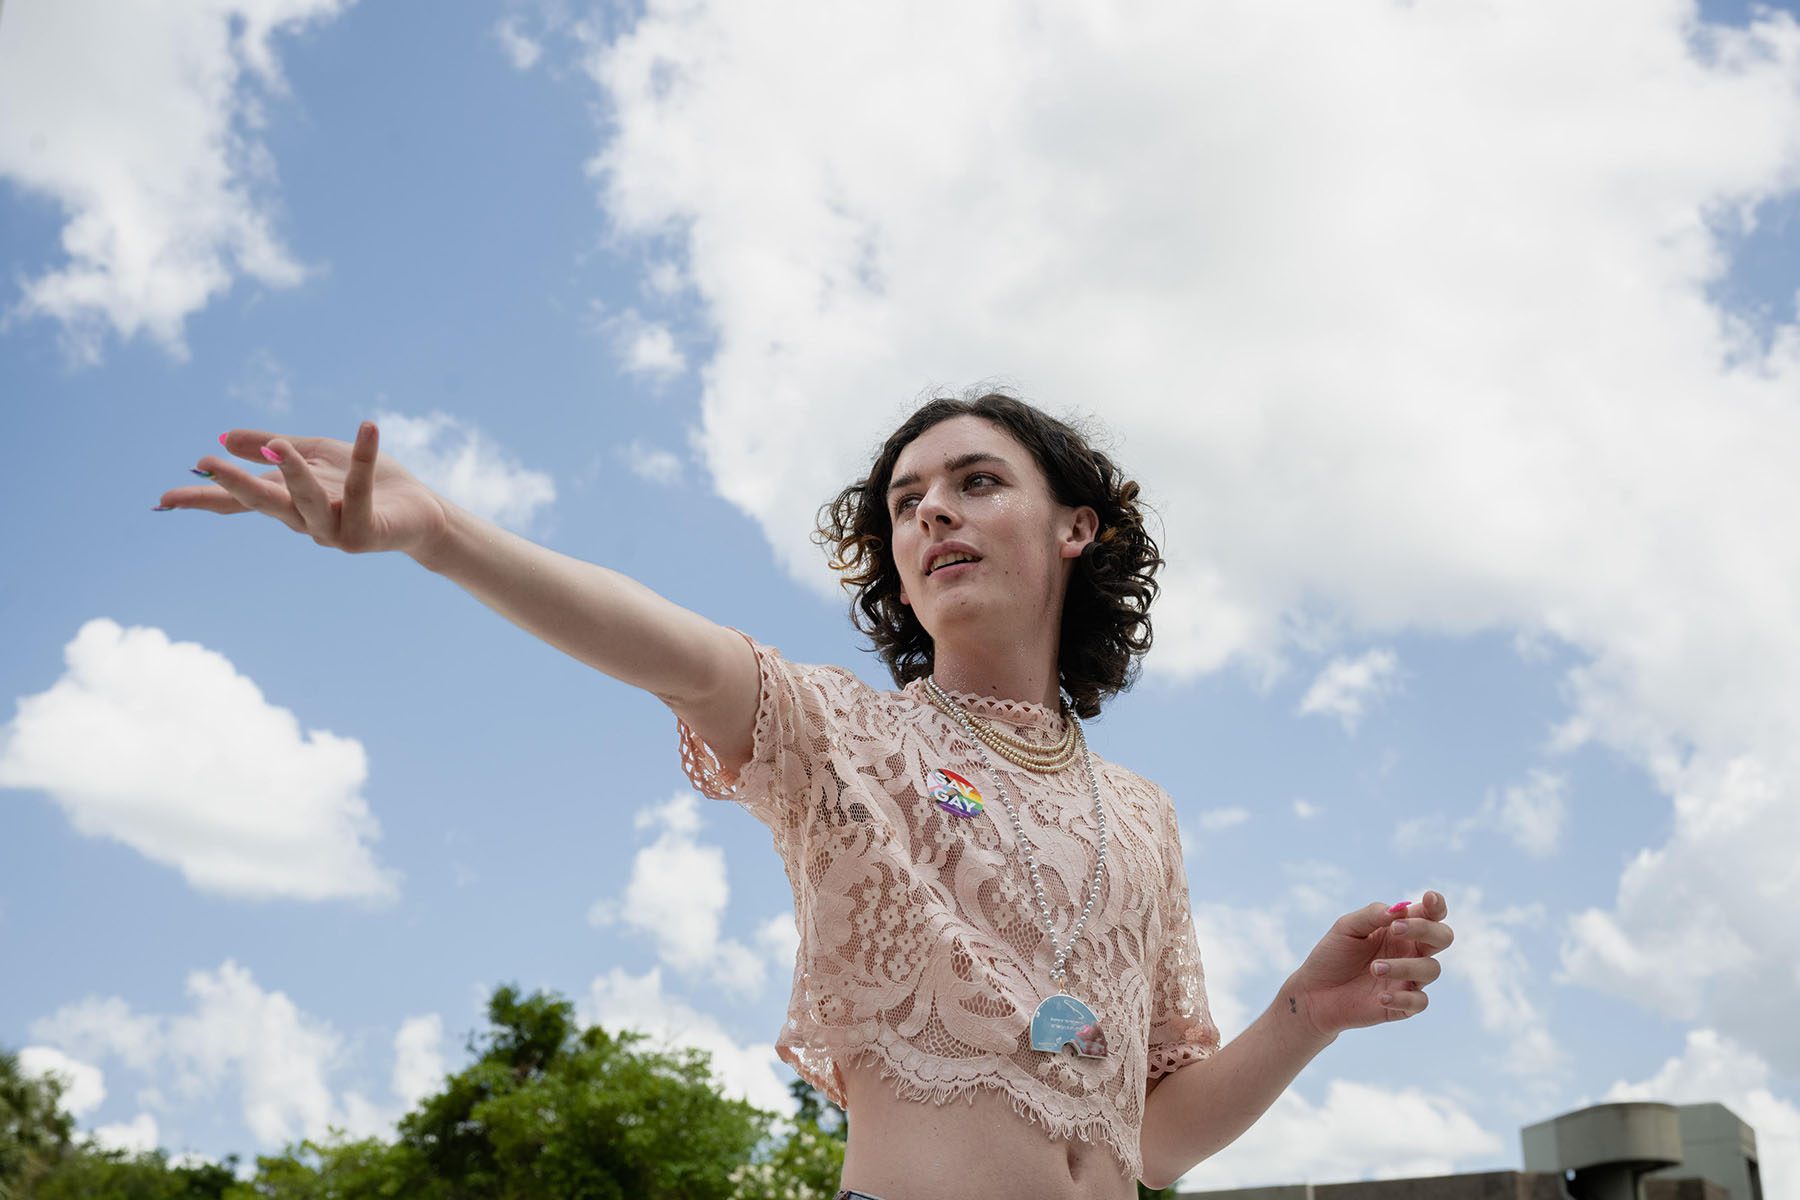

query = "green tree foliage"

[34,1147,240,1200]
[3,1048,242,1199]
[228,984,784,1200]
[1,1049,74,1200]
[728,1077,846,1200]
[219,1135,417,1200]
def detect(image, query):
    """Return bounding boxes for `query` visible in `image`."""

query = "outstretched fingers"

[159,474,251,514]
[195,451,304,532]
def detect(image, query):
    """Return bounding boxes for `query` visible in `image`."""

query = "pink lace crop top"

[673,633,1221,1182]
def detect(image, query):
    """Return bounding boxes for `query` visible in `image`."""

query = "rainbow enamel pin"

[925,767,984,819]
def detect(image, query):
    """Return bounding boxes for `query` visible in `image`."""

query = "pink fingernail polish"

[1388,901,1410,914]
[219,433,229,446]
[261,445,283,464]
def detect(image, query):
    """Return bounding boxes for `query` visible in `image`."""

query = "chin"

[917,596,996,630]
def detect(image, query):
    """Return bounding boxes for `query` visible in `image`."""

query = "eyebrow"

[887,452,1012,500]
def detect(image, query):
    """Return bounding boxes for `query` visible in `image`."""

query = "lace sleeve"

[1146,786,1222,1084]
[673,630,868,834]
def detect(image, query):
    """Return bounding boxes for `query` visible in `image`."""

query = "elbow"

[1141,1149,1196,1193]
[1138,1134,1174,1192]
[1141,1162,1182,1193]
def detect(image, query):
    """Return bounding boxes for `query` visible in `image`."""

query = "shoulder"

[766,647,899,720]
[752,639,873,694]
[1091,755,1181,842]
[1092,753,1166,802]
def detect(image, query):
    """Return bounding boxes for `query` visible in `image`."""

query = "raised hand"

[1288,891,1453,1037]
[155,422,451,560]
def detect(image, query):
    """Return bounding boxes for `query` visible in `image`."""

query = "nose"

[914,482,960,528]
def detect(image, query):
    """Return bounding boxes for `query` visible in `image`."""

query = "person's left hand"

[1288,891,1454,1038]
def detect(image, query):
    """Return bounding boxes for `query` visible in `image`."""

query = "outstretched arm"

[167,423,760,775]
[415,496,759,772]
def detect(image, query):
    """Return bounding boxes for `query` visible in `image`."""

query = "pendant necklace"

[923,676,1110,1058]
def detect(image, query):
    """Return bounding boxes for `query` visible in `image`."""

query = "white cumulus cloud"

[585,302,687,380]
[1484,770,1568,859]
[0,618,397,901]
[368,409,558,534]
[1197,806,1251,832]
[620,319,685,378]
[389,1014,446,1111]
[1297,648,1403,734]
[1558,750,1788,1059]
[1187,901,1297,1041]
[28,960,441,1149]
[1174,1077,1504,1192]
[588,791,766,996]
[755,911,800,968]
[1394,768,1569,860]
[1281,859,1353,923]
[1439,886,1567,1084]
[620,439,684,484]
[583,964,794,1118]
[0,0,351,363]
[17,1046,106,1118]
[493,17,543,70]
[90,1112,160,1155]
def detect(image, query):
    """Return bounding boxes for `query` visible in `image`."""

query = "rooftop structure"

[1175,1101,1760,1200]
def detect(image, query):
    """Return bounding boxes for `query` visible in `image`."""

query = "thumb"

[1338,899,1406,939]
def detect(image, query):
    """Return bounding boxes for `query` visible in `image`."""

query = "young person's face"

[887,415,1097,637]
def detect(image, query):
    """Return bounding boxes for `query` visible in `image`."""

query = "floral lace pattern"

[673,632,1221,1182]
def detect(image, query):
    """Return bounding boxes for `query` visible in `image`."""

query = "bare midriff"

[834,1052,1139,1200]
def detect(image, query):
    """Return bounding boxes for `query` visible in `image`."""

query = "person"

[157,389,1455,1198]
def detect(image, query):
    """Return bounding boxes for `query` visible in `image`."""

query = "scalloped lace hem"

[792,1040,1138,1181]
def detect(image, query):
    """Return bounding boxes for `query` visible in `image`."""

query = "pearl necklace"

[924,677,1110,1058]
[921,680,1079,772]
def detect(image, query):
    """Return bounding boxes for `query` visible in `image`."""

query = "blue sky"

[3,0,1800,1191]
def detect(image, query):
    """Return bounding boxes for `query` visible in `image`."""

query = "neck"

[927,630,1063,712]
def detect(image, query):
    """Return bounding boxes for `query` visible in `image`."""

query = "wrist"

[408,497,464,573]
[1277,974,1339,1055]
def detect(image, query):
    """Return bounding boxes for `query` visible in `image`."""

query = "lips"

[924,542,982,575]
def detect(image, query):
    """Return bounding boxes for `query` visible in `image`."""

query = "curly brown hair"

[814,388,1164,719]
